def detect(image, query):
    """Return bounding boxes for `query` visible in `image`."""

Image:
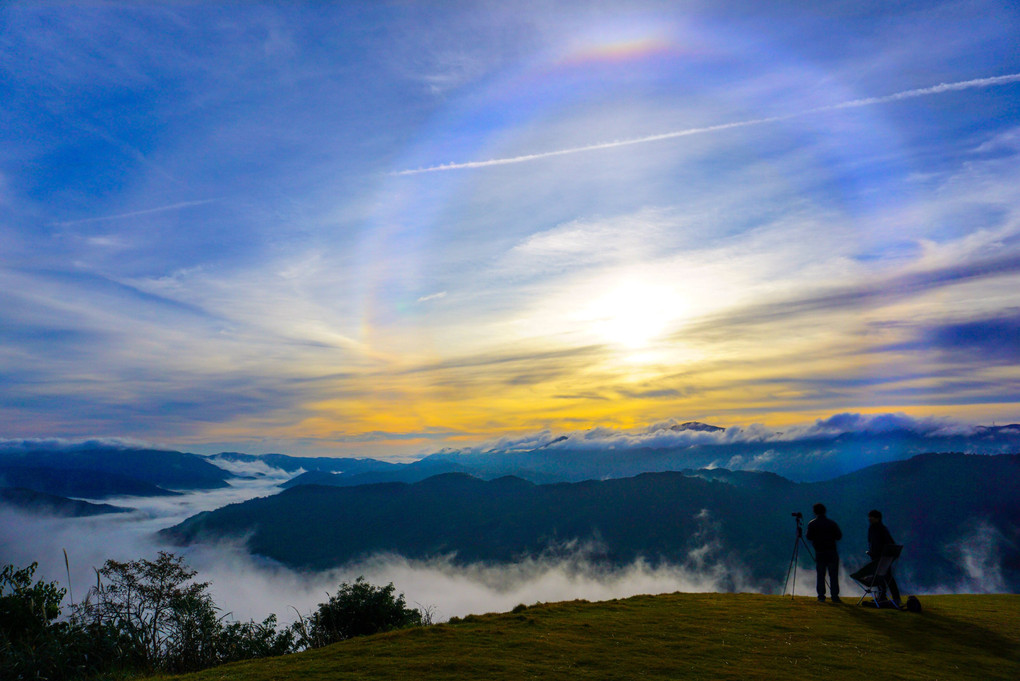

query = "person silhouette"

[850,509,901,605]
[805,503,843,603]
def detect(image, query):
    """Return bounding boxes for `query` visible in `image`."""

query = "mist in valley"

[0,459,756,624]
[4,453,1013,626]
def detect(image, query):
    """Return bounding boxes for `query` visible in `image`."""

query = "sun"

[580,278,679,350]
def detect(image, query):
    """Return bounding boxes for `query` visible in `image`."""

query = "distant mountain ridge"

[5,419,1019,503]
[163,452,1020,592]
[0,465,179,499]
[0,447,233,499]
[0,487,132,516]
[209,452,400,476]
[231,421,1020,488]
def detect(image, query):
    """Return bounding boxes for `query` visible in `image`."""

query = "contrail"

[53,199,218,226]
[397,73,1020,175]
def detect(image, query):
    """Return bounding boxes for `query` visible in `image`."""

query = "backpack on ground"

[905,595,922,612]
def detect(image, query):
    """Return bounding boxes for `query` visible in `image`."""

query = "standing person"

[806,503,843,603]
[851,510,901,605]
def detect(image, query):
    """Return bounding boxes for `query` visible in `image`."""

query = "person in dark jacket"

[805,503,842,602]
[850,509,901,605]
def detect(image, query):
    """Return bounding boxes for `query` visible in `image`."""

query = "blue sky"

[2,1,1019,457]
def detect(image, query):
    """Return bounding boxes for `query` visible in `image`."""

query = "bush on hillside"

[76,551,296,673]
[76,551,215,671]
[296,577,423,648]
[1,553,296,679]
[0,562,126,680]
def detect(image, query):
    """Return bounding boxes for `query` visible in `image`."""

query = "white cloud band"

[397,73,1020,175]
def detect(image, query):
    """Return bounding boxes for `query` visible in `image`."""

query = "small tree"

[1,562,66,677]
[218,614,295,663]
[1,562,64,639]
[0,561,125,680]
[166,586,223,672]
[2,555,295,679]
[297,577,422,648]
[76,551,214,671]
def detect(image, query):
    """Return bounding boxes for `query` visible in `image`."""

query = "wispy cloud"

[681,251,1020,339]
[53,199,218,227]
[397,73,1020,174]
[3,3,1020,453]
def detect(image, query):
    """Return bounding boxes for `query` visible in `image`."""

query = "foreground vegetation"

[165,593,1020,681]
[1,554,422,680]
[7,551,1017,681]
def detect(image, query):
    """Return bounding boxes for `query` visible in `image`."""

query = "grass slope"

[166,594,1019,681]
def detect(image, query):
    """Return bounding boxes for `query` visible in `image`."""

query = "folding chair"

[853,544,902,609]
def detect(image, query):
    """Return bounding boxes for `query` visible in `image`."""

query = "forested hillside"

[165,452,1020,591]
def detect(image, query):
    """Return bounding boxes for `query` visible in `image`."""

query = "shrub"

[75,551,296,673]
[0,562,126,680]
[218,614,295,663]
[1,562,65,679]
[1,562,64,640]
[297,577,422,648]
[3,555,431,678]
[74,551,215,672]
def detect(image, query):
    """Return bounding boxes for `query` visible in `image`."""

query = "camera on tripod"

[784,511,814,597]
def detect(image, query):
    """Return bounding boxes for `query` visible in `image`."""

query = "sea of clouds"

[0,457,762,625]
[474,412,992,454]
[2,415,1015,625]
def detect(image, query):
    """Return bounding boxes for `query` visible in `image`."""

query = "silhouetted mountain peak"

[670,422,725,432]
[489,474,536,486]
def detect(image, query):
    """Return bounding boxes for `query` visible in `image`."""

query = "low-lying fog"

[0,456,1007,624]
[1,458,751,623]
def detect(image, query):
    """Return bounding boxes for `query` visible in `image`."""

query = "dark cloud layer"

[929,311,1020,363]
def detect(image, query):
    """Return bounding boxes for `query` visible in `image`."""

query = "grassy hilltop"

[164,593,1019,681]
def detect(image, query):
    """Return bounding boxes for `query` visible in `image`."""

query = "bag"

[905,595,922,613]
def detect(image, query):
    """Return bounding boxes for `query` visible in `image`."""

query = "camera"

[791,512,803,518]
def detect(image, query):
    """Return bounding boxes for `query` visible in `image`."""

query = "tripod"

[783,513,817,598]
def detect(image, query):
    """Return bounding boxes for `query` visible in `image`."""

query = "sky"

[2,0,1020,459]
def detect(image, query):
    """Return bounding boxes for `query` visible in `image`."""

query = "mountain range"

[209,451,400,476]
[0,447,232,498]
[257,422,1020,487]
[0,487,131,516]
[163,452,1020,592]
[6,420,1020,500]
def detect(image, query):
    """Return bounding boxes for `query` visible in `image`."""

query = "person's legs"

[816,560,827,600]
[828,559,840,600]
[885,569,901,603]
[815,552,839,600]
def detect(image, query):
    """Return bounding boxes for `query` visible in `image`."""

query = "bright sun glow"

[580,279,680,349]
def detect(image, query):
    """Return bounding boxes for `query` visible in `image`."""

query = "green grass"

[164,593,1019,681]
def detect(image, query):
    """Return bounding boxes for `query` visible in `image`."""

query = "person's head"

[813,503,827,516]
[868,509,883,524]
